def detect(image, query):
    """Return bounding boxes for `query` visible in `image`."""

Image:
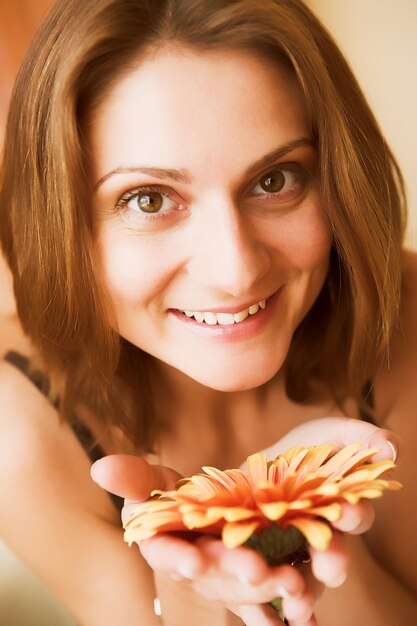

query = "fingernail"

[276,585,291,598]
[325,571,347,588]
[276,585,303,599]
[169,572,188,582]
[178,564,195,579]
[153,597,162,616]
[386,440,397,462]
[238,574,252,586]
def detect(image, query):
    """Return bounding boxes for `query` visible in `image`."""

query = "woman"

[0,1,415,625]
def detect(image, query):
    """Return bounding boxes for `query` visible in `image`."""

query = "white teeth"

[194,311,205,323]
[234,309,249,323]
[180,299,267,325]
[204,312,218,325]
[216,313,235,325]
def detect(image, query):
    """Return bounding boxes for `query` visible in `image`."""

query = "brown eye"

[259,170,286,193]
[136,192,163,213]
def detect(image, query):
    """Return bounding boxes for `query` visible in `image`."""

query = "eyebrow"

[94,137,315,191]
[244,137,315,179]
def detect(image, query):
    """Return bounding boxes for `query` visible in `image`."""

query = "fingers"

[258,417,399,465]
[139,534,209,578]
[238,594,319,626]
[282,566,321,626]
[309,505,375,590]
[364,429,399,463]
[144,533,307,606]
[332,501,375,535]
[309,532,348,588]
[196,536,306,598]
[332,419,399,462]
[238,603,286,625]
[195,536,270,585]
[90,454,182,500]
[139,533,321,623]
[282,589,317,625]
[287,614,318,626]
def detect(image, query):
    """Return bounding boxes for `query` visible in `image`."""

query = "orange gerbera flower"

[123,444,402,557]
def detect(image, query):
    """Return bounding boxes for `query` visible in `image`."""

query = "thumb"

[91,454,182,501]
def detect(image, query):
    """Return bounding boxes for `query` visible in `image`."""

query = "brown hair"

[0,0,406,451]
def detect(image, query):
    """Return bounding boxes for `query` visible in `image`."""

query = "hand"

[92,455,317,625]
[254,417,399,590]
[91,418,399,625]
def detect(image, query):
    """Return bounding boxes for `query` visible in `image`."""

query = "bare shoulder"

[0,358,159,625]
[0,356,117,521]
[374,249,417,421]
[0,361,97,478]
[369,249,417,596]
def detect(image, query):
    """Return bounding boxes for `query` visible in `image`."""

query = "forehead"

[89,46,311,181]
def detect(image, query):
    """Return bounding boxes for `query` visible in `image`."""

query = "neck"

[149,360,286,472]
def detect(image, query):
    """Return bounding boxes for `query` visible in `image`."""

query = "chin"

[181,360,282,393]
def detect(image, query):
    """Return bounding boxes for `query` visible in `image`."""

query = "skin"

[89,47,417,625]
[90,46,332,394]
[0,46,416,626]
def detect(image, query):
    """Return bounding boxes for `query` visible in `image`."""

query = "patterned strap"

[4,351,124,513]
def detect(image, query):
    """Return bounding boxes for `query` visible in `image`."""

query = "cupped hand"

[254,417,399,590]
[91,455,317,625]
[257,416,398,465]
[91,418,399,624]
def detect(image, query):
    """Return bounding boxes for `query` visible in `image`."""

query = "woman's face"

[90,47,332,391]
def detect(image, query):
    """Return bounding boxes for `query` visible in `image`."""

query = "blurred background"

[0,1,416,625]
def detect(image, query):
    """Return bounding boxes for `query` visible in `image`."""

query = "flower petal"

[187,474,226,497]
[222,521,261,549]
[288,499,313,510]
[207,506,256,523]
[307,503,342,522]
[183,510,214,529]
[326,447,380,480]
[273,457,289,483]
[290,518,332,551]
[299,444,334,473]
[247,453,268,487]
[201,466,237,490]
[122,443,402,556]
[258,502,288,520]
[225,469,251,488]
[318,444,362,476]
[286,448,311,474]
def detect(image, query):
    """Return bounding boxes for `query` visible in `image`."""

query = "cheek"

[276,206,332,269]
[96,230,172,306]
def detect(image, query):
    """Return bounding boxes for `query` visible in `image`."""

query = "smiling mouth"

[177,299,267,326]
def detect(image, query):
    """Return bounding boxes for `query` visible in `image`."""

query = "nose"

[188,195,271,298]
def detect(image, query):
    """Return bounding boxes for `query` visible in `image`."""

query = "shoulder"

[365,250,417,595]
[0,356,62,458]
[0,356,116,520]
[0,356,50,439]
[0,359,160,625]
[374,249,417,421]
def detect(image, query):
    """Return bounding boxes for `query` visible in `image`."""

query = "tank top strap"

[3,351,124,513]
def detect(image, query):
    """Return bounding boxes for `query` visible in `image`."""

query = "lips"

[178,299,267,326]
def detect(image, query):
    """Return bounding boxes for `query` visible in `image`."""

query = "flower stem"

[244,525,309,621]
